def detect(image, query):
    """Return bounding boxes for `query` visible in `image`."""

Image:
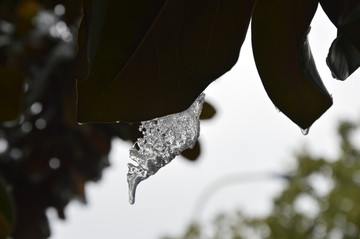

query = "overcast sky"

[50,8,360,239]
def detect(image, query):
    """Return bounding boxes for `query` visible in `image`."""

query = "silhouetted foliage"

[75,0,360,130]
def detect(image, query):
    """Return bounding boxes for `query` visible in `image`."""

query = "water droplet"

[77,122,84,126]
[301,128,310,135]
[127,93,205,204]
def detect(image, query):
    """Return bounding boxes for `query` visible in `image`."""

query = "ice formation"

[127,93,205,204]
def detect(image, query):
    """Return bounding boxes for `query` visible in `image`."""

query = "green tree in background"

[164,118,360,239]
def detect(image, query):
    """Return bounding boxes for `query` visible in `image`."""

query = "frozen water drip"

[127,93,205,204]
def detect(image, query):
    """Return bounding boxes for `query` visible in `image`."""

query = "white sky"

[49,8,360,239]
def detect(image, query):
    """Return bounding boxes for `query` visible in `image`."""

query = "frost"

[127,93,205,204]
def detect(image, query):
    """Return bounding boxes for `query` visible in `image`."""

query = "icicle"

[301,127,310,135]
[127,93,205,204]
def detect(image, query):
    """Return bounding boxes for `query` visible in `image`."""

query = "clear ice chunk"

[127,93,205,204]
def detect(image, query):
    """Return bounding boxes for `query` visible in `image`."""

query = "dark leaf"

[181,140,201,161]
[200,101,216,120]
[341,15,360,52]
[0,177,15,239]
[320,0,360,80]
[252,0,333,129]
[73,0,165,81]
[75,0,255,123]
[180,0,255,80]
[326,32,360,81]
[320,0,360,52]
[0,66,25,122]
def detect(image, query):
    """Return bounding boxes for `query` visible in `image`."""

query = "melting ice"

[127,93,205,204]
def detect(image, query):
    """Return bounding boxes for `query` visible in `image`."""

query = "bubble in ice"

[127,93,205,204]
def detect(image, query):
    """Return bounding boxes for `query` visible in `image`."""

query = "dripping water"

[301,127,310,135]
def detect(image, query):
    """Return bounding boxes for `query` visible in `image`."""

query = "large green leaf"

[75,0,255,123]
[320,0,360,80]
[0,67,25,122]
[252,0,333,129]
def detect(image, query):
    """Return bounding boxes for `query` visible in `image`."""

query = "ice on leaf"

[127,93,205,204]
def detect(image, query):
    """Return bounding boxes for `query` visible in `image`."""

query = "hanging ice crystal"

[127,93,205,204]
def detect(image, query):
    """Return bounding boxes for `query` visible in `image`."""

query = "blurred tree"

[0,1,134,238]
[164,118,360,239]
